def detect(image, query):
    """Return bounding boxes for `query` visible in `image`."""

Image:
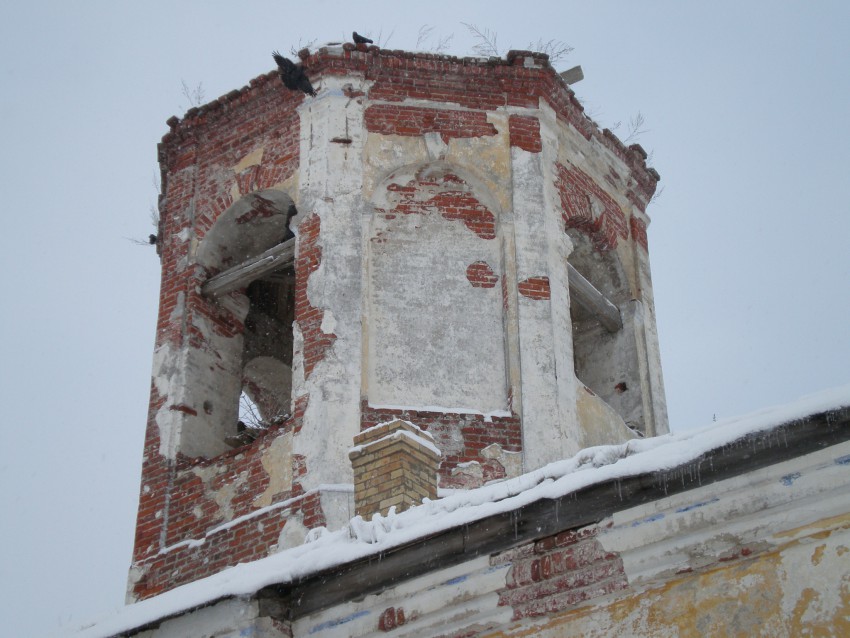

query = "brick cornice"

[159,46,660,195]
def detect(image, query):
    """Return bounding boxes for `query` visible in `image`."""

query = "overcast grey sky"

[1,2,848,636]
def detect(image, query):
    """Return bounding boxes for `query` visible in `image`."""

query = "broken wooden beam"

[567,263,622,333]
[202,237,296,298]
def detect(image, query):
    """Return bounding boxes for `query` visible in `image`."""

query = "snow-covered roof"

[75,384,850,637]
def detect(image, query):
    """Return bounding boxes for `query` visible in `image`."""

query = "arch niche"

[366,162,509,414]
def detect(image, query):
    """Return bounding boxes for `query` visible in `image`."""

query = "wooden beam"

[567,263,622,332]
[202,238,295,298]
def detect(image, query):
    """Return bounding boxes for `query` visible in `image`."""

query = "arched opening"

[197,190,296,274]
[567,231,644,435]
[182,189,297,456]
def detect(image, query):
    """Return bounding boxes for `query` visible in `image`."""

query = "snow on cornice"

[73,384,850,637]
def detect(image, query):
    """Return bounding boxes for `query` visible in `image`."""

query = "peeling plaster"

[253,433,293,508]
[191,465,247,522]
[481,443,523,480]
[278,512,309,551]
[232,147,265,174]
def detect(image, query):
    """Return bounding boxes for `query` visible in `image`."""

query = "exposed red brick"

[498,526,628,620]
[365,105,497,144]
[378,606,406,631]
[630,215,648,251]
[360,401,521,489]
[169,404,198,416]
[518,277,551,300]
[295,213,337,379]
[466,261,499,288]
[554,162,628,251]
[509,115,542,153]
[381,171,497,240]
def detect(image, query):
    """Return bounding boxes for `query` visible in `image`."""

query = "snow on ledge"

[358,418,436,441]
[367,402,512,423]
[73,384,850,637]
[349,425,442,458]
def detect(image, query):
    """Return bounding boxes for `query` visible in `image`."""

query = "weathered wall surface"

[131,43,665,601]
[132,71,310,601]
[134,598,292,638]
[367,164,508,414]
[286,440,850,638]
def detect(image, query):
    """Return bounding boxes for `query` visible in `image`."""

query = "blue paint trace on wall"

[675,497,720,513]
[441,574,469,585]
[631,512,665,527]
[309,610,371,634]
[240,627,256,637]
[835,454,850,466]
[780,472,802,486]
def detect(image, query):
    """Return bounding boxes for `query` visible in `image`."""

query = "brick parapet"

[128,413,337,601]
[130,488,326,601]
[159,47,658,205]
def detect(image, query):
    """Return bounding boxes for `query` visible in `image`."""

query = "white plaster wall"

[629,213,669,436]
[152,302,247,461]
[367,200,508,412]
[290,75,369,491]
[510,119,581,468]
[597,440,850,585]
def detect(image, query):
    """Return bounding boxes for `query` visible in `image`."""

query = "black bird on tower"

[352,32,373,44]
[272,51,316,97]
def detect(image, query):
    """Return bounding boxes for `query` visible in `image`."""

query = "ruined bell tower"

[129,42,667,601]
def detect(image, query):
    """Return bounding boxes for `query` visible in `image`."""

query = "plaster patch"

[232,147,265,174]
[424,132,448,161]
[191,465,248,522]
[451,461,483,481]
[320,310,337,335]
[576,385,635,449]
[482,443,523,479]
[253,433,293,508]
[168,291,185,323]
[278,513,310,551]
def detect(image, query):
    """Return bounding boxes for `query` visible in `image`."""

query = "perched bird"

[272,51,317,97]
[352,32,373,45]
[148,234,158,245]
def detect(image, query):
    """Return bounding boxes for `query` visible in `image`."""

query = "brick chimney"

[349,420,441,518]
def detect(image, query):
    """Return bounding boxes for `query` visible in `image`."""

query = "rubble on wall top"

[160,44,659,190]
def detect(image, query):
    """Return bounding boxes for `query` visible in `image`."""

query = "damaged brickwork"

[294,213,336,379]
[132,43,665,600]
[495,526,628,621]
[361,401,521,489]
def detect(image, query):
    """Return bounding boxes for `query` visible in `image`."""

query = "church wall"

[284,439,850,638]
[131,73,316,601]
[131,44,666,602]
